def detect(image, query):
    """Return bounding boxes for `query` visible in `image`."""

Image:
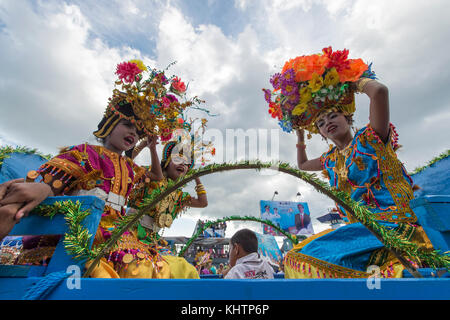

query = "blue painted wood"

[0,152,48,184]
[410,195,450,253]
[403,268,449,278]
[0,278,449,300]
[411,155,450,198]
[2,195,104,277]
[0,265,46,278]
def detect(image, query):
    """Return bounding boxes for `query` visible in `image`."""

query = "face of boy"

[106,120,139,153]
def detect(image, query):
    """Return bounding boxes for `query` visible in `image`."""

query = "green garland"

[410,149,450,175]
[177,215,307,257]
[34,200,99,262]
[83,160,449,278]
[0,145,52,167]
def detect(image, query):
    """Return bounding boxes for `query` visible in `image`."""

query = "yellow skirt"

[85,255,199,279]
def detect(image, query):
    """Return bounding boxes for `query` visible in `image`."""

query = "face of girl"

[105,120,139,153]
[316,111,350,140]
[165,155,190,180]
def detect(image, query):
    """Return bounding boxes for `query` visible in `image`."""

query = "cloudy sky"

[1,0,449,240]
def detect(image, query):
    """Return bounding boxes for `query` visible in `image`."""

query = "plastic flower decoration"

[171,77,187,94]
[262,47,377,136]
[107,59,211,141]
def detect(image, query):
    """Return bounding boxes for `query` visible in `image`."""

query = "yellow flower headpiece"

[262,47,376,136]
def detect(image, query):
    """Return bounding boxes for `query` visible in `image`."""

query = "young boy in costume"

[263,47,434,278]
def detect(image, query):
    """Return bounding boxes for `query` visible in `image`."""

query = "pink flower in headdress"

[171,77,186,93]
[161,96,171,108]
[166,94,179,104]
[116,61,143,83]
[160,128,173,142]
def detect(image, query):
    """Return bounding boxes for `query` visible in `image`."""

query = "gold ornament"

[122,253,134,264]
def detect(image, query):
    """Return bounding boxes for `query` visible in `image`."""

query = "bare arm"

[0,181,55,220]
[132,135,164,181]
[147,136,164,181]
[188,178,208,208]
[0,203,23,241]
[296,129,323,171]
[357,79,390,142]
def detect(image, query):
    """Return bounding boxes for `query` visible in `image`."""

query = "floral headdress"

[161,118,215,169]
[94,59,205,141]
[263,47,376,137]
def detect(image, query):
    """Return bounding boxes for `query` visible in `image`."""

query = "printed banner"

[260,200,314,236]
[255,232,283,265]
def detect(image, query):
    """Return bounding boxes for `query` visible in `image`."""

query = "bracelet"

[195,184,204,191]
[196,190,207,195]
[296,142,306,150]
[356,78,374,93]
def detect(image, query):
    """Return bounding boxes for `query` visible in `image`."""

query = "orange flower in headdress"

[282,54,329,82]
[338,59,368,82]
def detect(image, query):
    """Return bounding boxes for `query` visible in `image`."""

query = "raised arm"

[357,78,390,142]
[147,135,164,181]
[132,135,164,181]
[296,129,322,171]
[188,178,208,208]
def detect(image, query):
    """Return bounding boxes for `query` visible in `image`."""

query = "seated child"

[224,229,274,279]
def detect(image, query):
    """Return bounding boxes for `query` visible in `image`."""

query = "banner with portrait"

[255,232,283,265]
[260,200,314,236]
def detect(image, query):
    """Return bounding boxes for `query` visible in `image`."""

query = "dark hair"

[230,229,258,254]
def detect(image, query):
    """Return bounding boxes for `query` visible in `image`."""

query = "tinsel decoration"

[34,200,97,262]
[410,149,450,175]
[177,215,307,257]
[83,160,449,278]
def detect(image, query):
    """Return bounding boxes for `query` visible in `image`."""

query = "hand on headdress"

[147,135,159,150]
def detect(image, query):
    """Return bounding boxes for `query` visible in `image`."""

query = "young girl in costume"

[263,47,434,278]
[124,136,210,279]
[0,60,209,278]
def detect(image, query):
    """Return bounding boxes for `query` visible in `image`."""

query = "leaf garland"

[34,200,97,262]
[177,215,307,257]
[83,160,449,278]
[410,149,450,175]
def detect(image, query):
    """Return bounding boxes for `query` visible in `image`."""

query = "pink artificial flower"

[171,77,186,93]
[162,96,171,108]
[115,61,143,84]
[160,128,173,142]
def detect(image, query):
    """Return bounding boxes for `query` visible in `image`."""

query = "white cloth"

[224,252,274,279]
[71,188,126,211]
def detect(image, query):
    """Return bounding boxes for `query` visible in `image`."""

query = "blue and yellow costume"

[284,124,434,278]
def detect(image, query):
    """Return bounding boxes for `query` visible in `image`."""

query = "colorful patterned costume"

[284,124,434,278]
[28,143,198,278]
